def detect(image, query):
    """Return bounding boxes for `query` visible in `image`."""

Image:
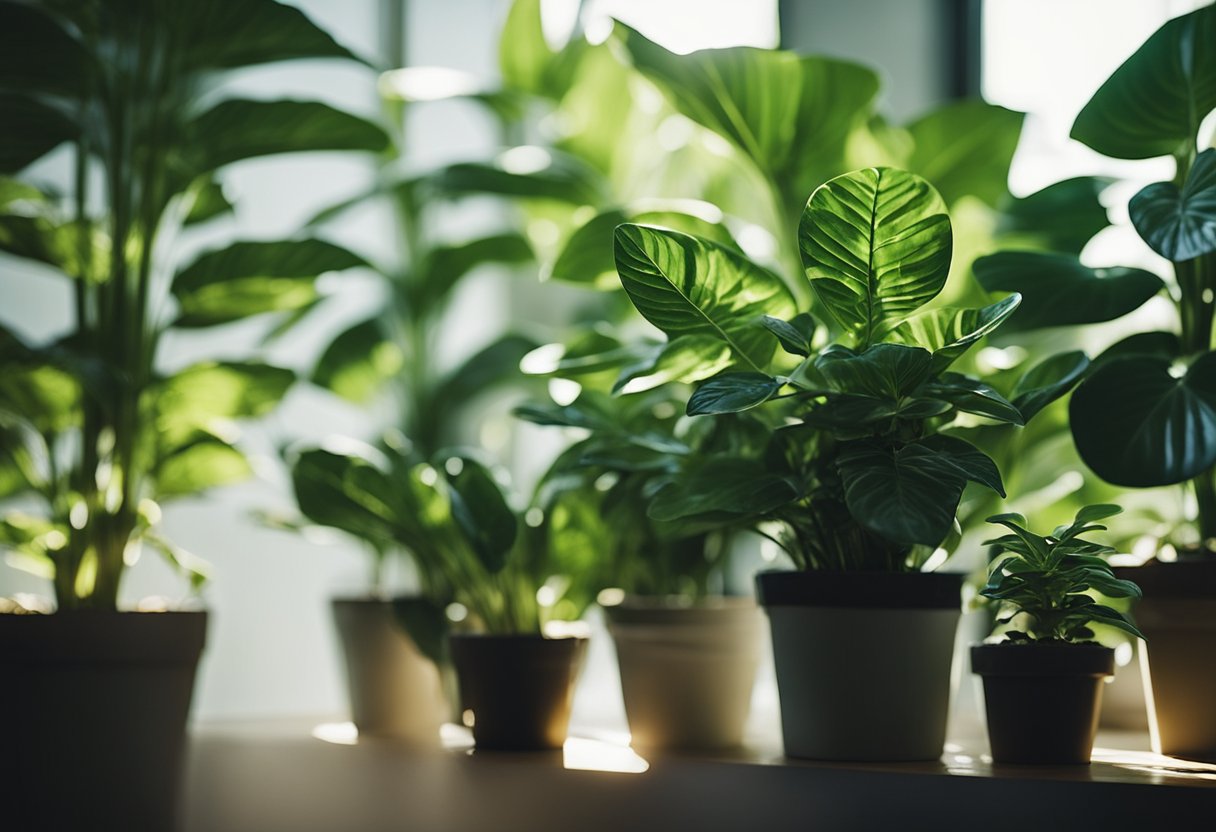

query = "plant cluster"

[980,505,1143,643]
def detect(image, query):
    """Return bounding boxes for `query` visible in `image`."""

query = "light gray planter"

[332,597,447,744]
[757,571,962,761]
[606,596,763,751]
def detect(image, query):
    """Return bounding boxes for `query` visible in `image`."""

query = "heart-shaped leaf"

[973,251,1162,330]
[1071,5,1216,159]
[836,439,969,546]
[1010,350,1091,422]
[886,294,1021,371]
[686,372,783,416]
[800,167,952,345]
[1069,352,1216,487]
[614,224,795,372]
[1129,148,1216,261]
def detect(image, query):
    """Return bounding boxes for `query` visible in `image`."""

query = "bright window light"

[546,0,778,54]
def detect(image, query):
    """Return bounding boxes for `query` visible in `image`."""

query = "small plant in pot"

[0,0,385,826]
[609,166,1088,761]
[972,505,1143,764]
[518,387,766,751]
[972,4,1216,757]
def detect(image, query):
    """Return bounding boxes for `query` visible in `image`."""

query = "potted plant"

[972,4,1216,758]
[610,166,1087,761]
[518,388,765,751]
[972,505,1143,764]
[0,0,385,826]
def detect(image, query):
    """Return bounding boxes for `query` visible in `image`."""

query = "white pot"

[758,571,962,761]
[606,597,763,751]
[331,598,448,745]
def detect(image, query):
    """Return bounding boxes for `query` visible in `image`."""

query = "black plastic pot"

[1114,559,1216,759]
[0,611,207,829]
[450,634,587,750]
[756,570,963,761]
[972,642,1113,765]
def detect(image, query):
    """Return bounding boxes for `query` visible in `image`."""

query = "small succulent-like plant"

[981,504,1143,642]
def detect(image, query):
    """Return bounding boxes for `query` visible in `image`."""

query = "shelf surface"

[183,719,1216,832]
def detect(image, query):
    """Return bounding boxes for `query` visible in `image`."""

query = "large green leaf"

[431,333,542,416]
[815,343,935,399]
[152,361,294,447]
[290,447,401,547]
[0,1,88,96]
[498,0,554,96]
[428,151,602,204]
[972,251,1163,330]
[442,455,517,574]
[0,362,78,432]
[311,317,401,404]
[612,334,733,394]
[997,176,1113,254]
[1129,148,1216,261]
[1011,350,1091,422]
[648,458,798,523]
[1069,352,1216,487]
[190,100,390,174]
[614,224,794,372]
[183,0,366,71]
[155,438,252,498]
[887,294,1021,371]
[417,233,532,310]
[184,177,235,226]
[925,374,1024,425]
[0,93,77,174]
[836,439,969,546]
[906,100,1024,208]
[800,167,952,345]
[918,434,1005,496]
[172,239,368,327]
[1071,5,1216,159]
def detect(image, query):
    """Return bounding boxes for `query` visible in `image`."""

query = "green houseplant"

[610,166,1087,760]
[972,505,1143,764]
[973,4,1216,757]
[518,388,766,750]
[0,0,386,825]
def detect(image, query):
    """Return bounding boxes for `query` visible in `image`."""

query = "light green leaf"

[418,233,532,309]
[972,251,1162,331]
[1129,148,1216,261]
[612,335,732,394]
[190,99,390,174]
[152,361,294,447]
[172,239,368,327]
[1071,5,1216,159]
[312,318,402,404]
[184,177,234,226]
[428,152,602,204]
[614,224,794,372]
[906,100,1024,207]
[1069,352,1216,487]
[886,294,1021,371]
[800,167,952,345]
[155,438,252,498]
[499,0,554,96]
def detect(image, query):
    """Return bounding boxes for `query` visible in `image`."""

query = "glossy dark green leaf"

[973,251,1163,330]
[172,239,368,327]
[815,343,935,399]
[442,455,517,574]
[392,597,451,667]
[1069,352,1216,487]
[311,318,401,404]
[800,167,952,344]
[759,313,817,358]
[0,93,77,174]
[1071,5,1216,159]
[290,447,401,546]
[648,458,798,523]
[836,439,968,546]
[183,0,365,71]
[906,100,1024,207]
[925,374,1024,425]
[184,177,234,226]
[428,152,602,204]
[1129,148,1216,260]
[886,294,1021,371]
[918,434,1005,496]
[686,372,782,416]
[1094,331,1180,366]
[1011,350,1091,422]
[190,100,390,174]
[0,1,88,96]
[614,224,794,372]
[997,176,1113,254]
[155,438,251,498]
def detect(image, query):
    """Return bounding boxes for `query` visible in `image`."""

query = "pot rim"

[971,641,1114,677]
[755,569,962,610]
[1112,557,1216,598]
